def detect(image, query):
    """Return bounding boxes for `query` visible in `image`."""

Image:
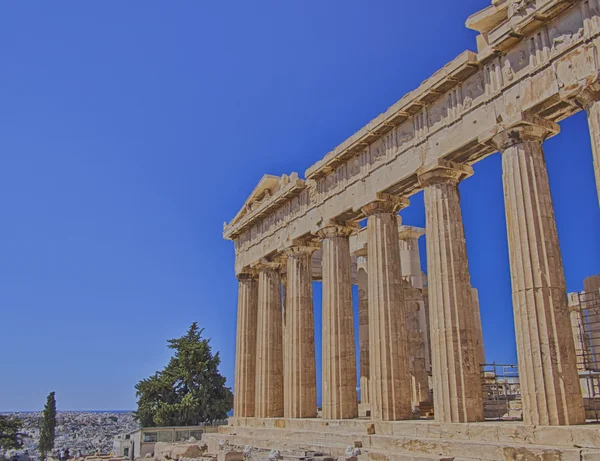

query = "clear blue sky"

[1,0,599,412]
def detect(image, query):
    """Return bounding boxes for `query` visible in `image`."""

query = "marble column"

[255,262,284,418]
[397,228,430,408]
[362,195,412,421]
[234,272,258,417]
[283,244,318,419]
[357,256,370,410]
[319,224,358,420]
[281,273,288,418]
[418,160,484,423]
[491,116,585,426]
[405,297,429,408]
[471,288,486,366]
[398,227,425,289]
[567,293,588,372]
[575,90,600,206]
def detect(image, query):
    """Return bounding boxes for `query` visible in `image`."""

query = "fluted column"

[357,256,370,410]
[362,195,412,421]
[319,224,358,420]
[471,288,486,366]
[491,115,585,426]
[281,272,290,417]
[567,293,588,372]
[575,90,600,206]
[418,160,484,423]
[255,262,284,418]
[397,228,430,408]
[283,244,318,418]
[234,272,259,417]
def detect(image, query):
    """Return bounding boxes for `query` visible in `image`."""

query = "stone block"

[582,451,600,461]
[571,427,600,449]
[274,420,286,429]
[496,425,535,445]
[463,423,499,443]
[439,424,469,440]
[218,452,243,461]
[373,423,394,436]
[154,442,208,461]
[501,446,564,461]
[532,426,574,447]
[561,450,585,461]
[390,423,419,438]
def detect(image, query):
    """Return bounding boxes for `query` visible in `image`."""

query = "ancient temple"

[216,0,600,459]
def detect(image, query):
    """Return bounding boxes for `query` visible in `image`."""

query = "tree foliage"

[0,415,25,451]
[135,323,233,427]
[39,392,56,460]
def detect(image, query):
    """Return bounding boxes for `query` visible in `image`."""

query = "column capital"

[236,270,258,281]
[573,87,600,112]
[317,220,359,239]
[252,258,284,272]
[361,193,410,217]
[397,225,426,241]
[417,160,473,187]
[558,71,600,111]
[489,113,559,151]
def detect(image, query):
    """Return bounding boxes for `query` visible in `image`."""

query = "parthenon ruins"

[219,0,600,458]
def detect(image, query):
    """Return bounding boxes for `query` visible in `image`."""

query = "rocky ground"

[2,412,138,460]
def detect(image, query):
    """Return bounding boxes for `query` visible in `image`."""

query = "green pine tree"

[0,415,25,451]
[38,392,57,460]
[135,323,233,427]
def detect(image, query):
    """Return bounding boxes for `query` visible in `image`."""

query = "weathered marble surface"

[255,265,284,418]
[283,245,318,419]
[320,226,358,420]
[418,160,484,423]
[362,197,412,421]
[233,274,258,418]
[492,115,585,426]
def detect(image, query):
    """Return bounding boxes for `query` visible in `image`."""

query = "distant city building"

[113,425,222,460]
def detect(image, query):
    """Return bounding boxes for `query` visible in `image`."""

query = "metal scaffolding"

[573,290,600,422]
[481,363,522,421]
